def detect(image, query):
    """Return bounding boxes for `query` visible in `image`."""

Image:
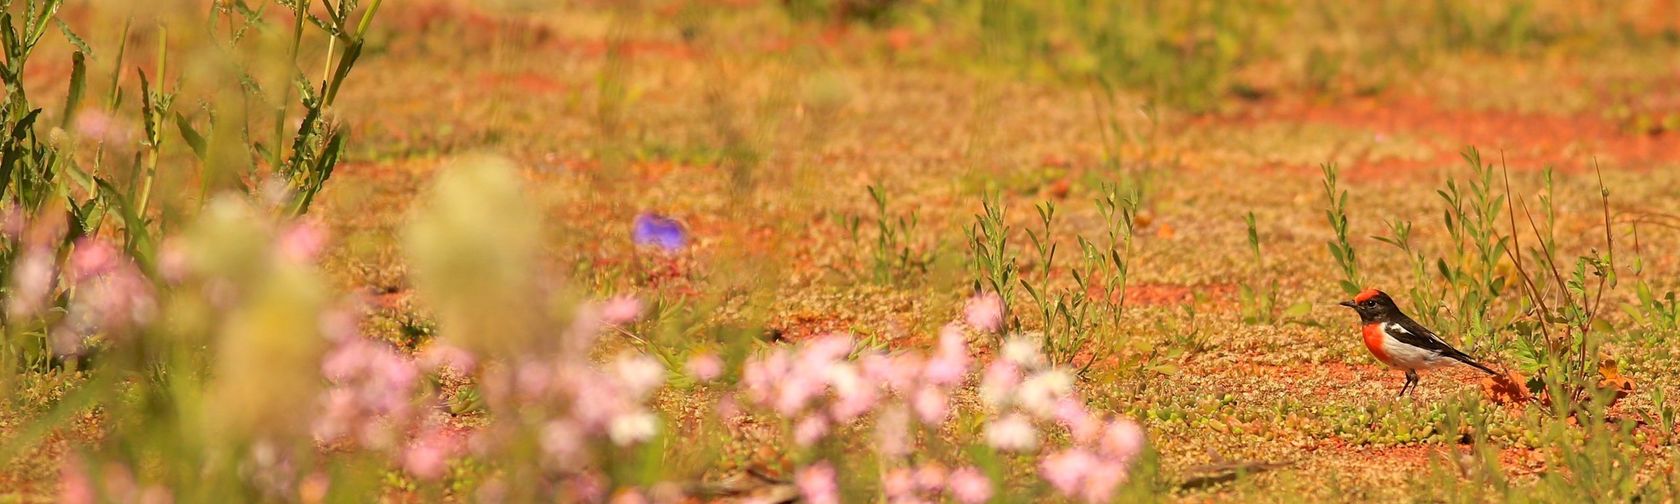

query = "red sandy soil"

[1199,95,1680,179]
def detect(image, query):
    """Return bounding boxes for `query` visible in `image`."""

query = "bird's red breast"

[1362,322,1394,366]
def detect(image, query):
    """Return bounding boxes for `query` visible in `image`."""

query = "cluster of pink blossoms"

[981,334,1146,502]
[741,321,971,447]
[314,331,422,450]
[882,463,994,504]
[6,238,156,356]
[776,291,1144,504]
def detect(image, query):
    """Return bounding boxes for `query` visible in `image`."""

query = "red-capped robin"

[1339,288,1497,396]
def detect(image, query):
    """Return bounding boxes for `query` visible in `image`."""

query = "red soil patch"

[1126,282,1237,307]
[1200,95,1680,180]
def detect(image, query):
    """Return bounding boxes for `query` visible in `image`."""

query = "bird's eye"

[1361,300,1375,307]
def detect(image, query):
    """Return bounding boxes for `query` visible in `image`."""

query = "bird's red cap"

[1353,288,1382,303]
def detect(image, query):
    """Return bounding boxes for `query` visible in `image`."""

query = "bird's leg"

[1402,369,1420,397]
[1395,372,1410,397]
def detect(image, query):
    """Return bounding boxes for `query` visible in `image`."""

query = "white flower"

[985,413,1039,452]
[608,411,660,446]
[613,353,666,399]
[1001,335,1045,369]
[1016,369,1073,418]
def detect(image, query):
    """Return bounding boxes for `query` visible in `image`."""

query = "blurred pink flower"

[1040,449,1096,496]
[1099,419,1145,462]
[794,415,830,446]
[419,344,478,374]
[978,360,1020,409]
[1000,336,1045,369]
[1055,399,1099,443]
[913,463,947,491]
[73,109,135,144]
[540,420,585,463]
[984,413,1038,452]
[607,411,659,446]
[613,353,666,399]
[600,295,644,326]
[874,406,910,457]
[155,239,190,284]
[403,427,460,480]
[1016,370,1072,417]
[882,467,914,500]
[964,291,1004,333]
[685,353,723,382]
[911,386,948,425]
[315,337,420,448]
[1079,461,1127,504]
[516,360,554,399]
[827,364,877,422]
[278,220,329,263]
[68,238,119,279]
[795,462,839,504]
[922,325,968,386]
[804,333,854,364]
[59,456,93,504]
[6,246,54,318]
[947,467,992,504]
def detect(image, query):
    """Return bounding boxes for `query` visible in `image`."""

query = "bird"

[1338,288,1497,396]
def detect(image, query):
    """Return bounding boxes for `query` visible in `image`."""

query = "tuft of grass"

[1320,162,1363,296]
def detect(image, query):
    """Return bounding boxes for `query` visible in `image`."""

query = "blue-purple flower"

[632,213,687,251]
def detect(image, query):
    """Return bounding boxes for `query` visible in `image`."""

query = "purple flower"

[632,213,687,251]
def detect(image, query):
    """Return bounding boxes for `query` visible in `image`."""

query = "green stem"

[134,26,166,217]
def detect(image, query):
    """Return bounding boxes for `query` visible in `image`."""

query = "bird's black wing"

[1390,316,1498,375]
[1386,317,1458,353]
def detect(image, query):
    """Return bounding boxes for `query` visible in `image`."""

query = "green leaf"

[173,111,206,159]
[60,50,85,129]
[1338,280,1360,296]
[1283,301,1314,318]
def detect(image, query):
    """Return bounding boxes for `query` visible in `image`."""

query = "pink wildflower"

[964,291,1005,333]
[874,406,910,457]
[278,220,328,263]
[913,463,947,491]
[540,420,585,463]
[73,109,135,144]
[403,427,461,480]
[613,353,666,399]
[1000,336,1045,369]
[911,386,948,425]
[1040,449,1096,496]
[1055,399,1099,443]
[607,411,659,446]
[882,467,914,500]
[600,295,644,326]
[685,353,723,382]
[795,462,839,504]
[59,456,93,504]
[67,239,119,279]
[419,344,477,374]
[978,360,1020,409]
[794,415,830,446]
[948,467,992,504]
[6,246,54,318]
[1079,461,1127,504]
[1099,419,1145,461]
[922,324,969,386]
[984,413,1038,452]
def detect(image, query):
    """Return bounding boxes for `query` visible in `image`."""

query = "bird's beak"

[1338,300,1356,308]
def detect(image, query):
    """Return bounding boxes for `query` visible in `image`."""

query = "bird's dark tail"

[1450,353,1498,375]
